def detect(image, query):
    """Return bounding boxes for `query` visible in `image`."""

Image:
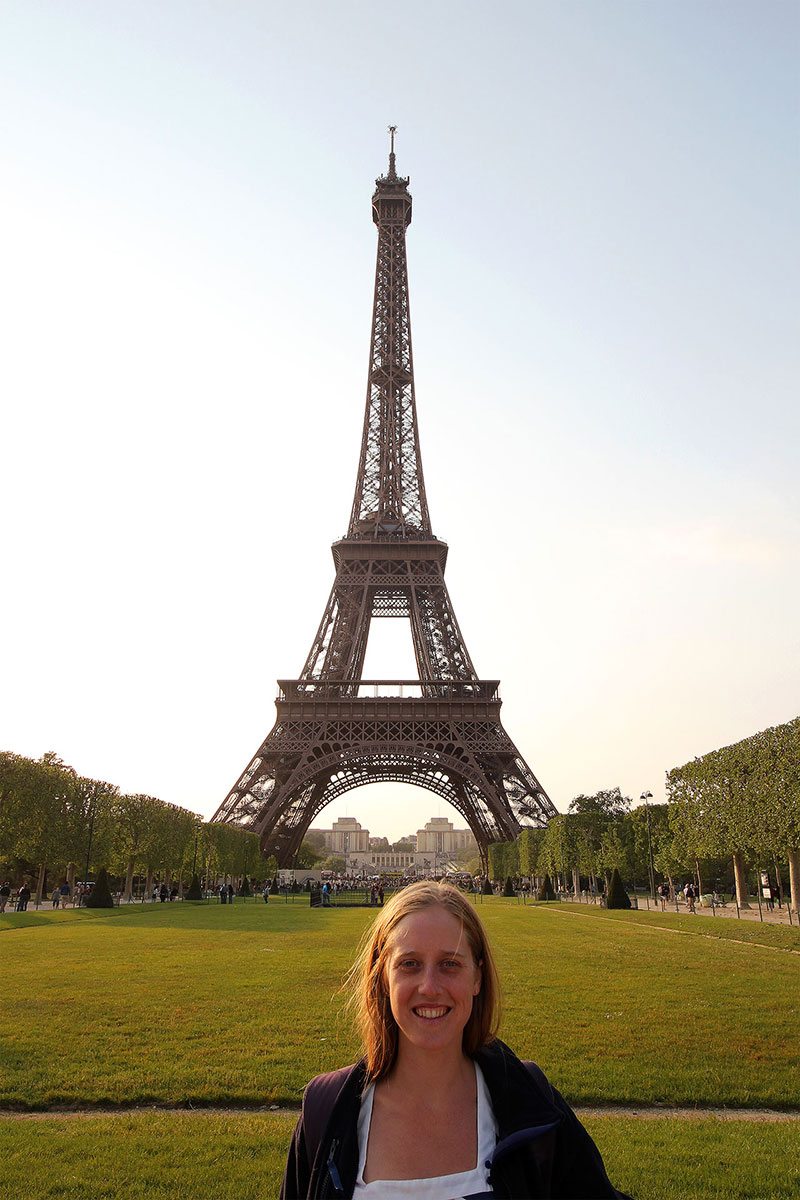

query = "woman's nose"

[418,965,439,994]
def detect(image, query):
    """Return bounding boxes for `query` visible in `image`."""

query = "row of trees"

[667,717,800,912]
[488,717,800,913]
[0,752,263,903]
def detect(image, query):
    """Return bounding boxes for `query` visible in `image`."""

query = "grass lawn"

[0,1111,797,1200]
[2,898,798,1110]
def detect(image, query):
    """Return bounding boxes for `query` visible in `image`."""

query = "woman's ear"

[473,959,483,996]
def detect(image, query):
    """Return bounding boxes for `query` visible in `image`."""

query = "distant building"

[416,817,476,855]
[308,815,475,875]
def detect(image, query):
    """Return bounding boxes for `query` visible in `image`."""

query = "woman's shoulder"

[475,1039,562,1113]
[303,1062,362,1102]
[300,1062,367,1162]
[302,1061,367,1119]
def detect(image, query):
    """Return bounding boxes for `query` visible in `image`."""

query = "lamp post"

[83,805,96,902]
[640,791,656,902]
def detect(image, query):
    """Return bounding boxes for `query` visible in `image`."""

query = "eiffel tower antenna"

[212,139,556,867]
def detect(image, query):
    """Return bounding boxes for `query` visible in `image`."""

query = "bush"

[537,874,556,901]
[606,867,631,909]
[185,873,203,901]
[85,867,114,909]
[238,875,252,897]
[503,876,515,897]
[482,877,493,896]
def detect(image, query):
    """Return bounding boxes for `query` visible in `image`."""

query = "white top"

[353,1062,498,1199]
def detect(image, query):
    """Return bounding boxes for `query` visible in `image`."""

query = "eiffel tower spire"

[349,128,430,539]
[212,138,556,866]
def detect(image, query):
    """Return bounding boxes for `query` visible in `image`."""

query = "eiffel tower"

[212,131,556,866]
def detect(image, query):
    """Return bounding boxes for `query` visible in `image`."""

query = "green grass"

[2,899,799,1110]
[0,1112,798,1200]
[544,898,800,952]
[2,900,799,1199]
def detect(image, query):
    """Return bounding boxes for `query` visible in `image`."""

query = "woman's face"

[383,905,482,1056]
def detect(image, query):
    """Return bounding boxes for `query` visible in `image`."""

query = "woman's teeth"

[414,1006,448,1019]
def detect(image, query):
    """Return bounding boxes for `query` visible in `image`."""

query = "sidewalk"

[600,892,797,928]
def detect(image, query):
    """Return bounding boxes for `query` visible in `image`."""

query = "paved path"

[1,1104,798,1122]
[568,895,797,929]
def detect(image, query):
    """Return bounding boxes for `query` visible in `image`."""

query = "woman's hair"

[347,880,501,1081]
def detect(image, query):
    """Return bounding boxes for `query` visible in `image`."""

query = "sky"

[1,1,798,843]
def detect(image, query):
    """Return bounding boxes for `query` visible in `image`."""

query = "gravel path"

[1,1104,798,1122]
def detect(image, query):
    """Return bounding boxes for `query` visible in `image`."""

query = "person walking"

[60,881,71,909]
[263,882,270,905]
[0,881,11,913]
[52,885,60,908]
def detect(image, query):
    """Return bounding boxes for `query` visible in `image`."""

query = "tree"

[86,866,114,908]
[606,866,631,910]
[537,874,556,901]
[568,788,631,892]
[295,839,322,868]
[185,873,203,900]
[0,753,75,901]
[110,794,160,901]
[321,854,346,873]
[503,875,515,897]
[519,828,545,880]
[305,829,328,853]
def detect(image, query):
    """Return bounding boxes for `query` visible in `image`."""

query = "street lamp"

[640,791,656,901]
[83,805,96,901]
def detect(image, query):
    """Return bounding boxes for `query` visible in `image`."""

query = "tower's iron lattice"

[212,133,556,865]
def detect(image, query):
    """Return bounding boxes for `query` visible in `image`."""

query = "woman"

[282,881,630,1199]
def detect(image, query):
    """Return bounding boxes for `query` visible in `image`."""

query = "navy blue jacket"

[280,1039,632,1199]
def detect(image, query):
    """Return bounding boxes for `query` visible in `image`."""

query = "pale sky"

[1,1,797,843]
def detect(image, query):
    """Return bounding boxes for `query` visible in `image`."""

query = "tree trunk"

[788,848,800,916]
[732,851,751,908]
[123,859,135,903]
[772,854,785,908]
[572,866,580,898]
[165,868,172,891]
[66,863,76,894]
[177,869,184,898]
[695,858,704,899]
[145,867,154,901]
[36,861,47,906]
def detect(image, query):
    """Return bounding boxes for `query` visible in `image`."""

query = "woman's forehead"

[388,905,467,950]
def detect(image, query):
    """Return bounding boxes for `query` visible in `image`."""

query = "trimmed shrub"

[537,874,556,901]
[606,867,631,909]
[85,867,114,909]
[481,877,493,896]
[185,873,203,901]
[238,875,252,897]
[503,876,515,898]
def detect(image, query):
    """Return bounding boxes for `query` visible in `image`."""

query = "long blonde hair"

[347,881,500,1082]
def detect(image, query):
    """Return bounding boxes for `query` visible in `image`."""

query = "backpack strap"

[302,1065,359,1170]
